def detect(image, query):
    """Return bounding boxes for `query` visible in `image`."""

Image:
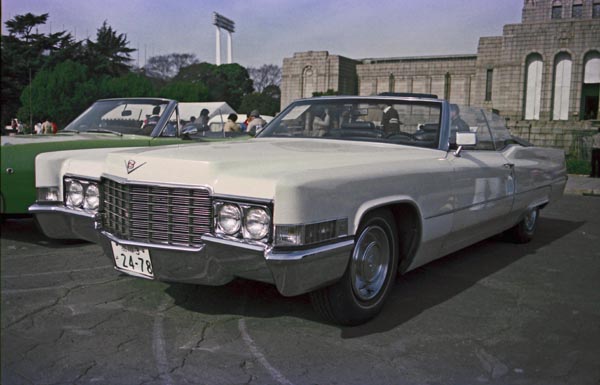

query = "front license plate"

[111,242,154,278]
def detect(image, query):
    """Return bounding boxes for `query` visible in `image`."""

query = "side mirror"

[456,132,476,146]
[121,110,132,117]
[454,132,477,157]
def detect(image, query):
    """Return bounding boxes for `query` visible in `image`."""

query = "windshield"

[258,98,442,149]
[63,99,171,136]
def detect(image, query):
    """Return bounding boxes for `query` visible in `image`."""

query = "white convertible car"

[30,95,567,325]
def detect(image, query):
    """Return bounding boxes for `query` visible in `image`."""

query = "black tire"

[507,207,539,243]
[310,209,399,326]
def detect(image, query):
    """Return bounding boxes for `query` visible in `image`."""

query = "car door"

[442,107,515,254]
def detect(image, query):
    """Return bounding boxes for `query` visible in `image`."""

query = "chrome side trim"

[201,234,267,252]
[265,239,355,261]
[28,203,96,218]
[101,231,205,252]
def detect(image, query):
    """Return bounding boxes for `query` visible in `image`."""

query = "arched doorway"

[552,52,572,121]
[524,54,543,120]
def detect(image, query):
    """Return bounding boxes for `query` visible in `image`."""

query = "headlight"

[243,208,270,240]
[214,200,272,243]
[84,184,100,210]
[64,177,100,211]
[66,180,84,207]
[217,203,242,235]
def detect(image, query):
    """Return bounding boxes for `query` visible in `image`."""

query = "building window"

[552,52,572,121]
[594,2,600,18]
[552,0,562,19]
[581,51,600,120]
[572,3,583,18]
[444,73,451,100]
[524,54,543,120]
[389,74,395,93]
[485,69,493,101]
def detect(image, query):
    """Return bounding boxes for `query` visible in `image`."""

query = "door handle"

[503,163,515,169]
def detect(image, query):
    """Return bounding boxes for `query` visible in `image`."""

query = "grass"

[566,156,591,175]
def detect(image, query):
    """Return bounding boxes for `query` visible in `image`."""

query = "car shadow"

[165,216,584,336]
[0,217,89,248]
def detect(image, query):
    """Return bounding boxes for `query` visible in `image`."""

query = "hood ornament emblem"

[125,160,147,174]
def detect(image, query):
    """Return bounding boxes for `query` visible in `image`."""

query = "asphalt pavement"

[1,187,599,385]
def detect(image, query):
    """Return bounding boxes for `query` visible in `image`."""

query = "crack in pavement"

[152,297,175,385]
[2,277,125,329]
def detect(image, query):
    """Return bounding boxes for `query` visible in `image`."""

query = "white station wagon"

[30,95,567,325]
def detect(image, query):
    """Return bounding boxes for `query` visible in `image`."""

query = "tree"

[18,60,102,127]
[159,81,208,102]
[84,21,135,77]
[145,53,199,80]
[1,13,77,125]
[239,85,281,116]
[100,73,156,98]
[247,64,281,92]
[174,62,253,110]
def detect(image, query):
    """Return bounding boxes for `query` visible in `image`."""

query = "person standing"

[381,104,400,135]
[34,121,43,134]
[591,127,600,178]
[42,118,53,134]
[450,104,470,132]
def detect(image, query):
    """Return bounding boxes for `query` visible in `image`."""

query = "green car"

[1,97,247,215]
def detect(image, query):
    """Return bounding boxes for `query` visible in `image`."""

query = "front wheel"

[310,209,399,325]
[507,207,539,243]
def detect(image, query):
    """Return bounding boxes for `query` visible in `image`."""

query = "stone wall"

[280,51,358,109]
[355,55,478,105]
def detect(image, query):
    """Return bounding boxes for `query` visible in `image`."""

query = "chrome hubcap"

[351,225,390,301]
[524,209,537,232]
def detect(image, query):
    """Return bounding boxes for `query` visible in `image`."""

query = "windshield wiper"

[82,129,123,136]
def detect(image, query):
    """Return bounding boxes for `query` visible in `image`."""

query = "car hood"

[98,138,442,199]
[1,132,148,145]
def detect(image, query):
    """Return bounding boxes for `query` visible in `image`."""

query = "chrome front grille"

[101,178,212,247]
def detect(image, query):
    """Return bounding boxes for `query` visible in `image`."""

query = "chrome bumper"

[29,203,353,296]
[29,204,101,243]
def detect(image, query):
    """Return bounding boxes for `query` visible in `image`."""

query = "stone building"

[280,0,600,151]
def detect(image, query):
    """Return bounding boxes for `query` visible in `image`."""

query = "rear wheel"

[310,209,399,325]
[507,207,539,243]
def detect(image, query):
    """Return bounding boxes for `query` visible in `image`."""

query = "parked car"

[0,98,247,215]
[30,95,567,325]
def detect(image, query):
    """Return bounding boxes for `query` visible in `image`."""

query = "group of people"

[2,118,56,135]
[221,109,267,135]
[181,108,266,136]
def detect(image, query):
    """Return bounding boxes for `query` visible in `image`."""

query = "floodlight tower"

[213,12,235,65]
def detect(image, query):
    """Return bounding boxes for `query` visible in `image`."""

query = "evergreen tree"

[85,21,135,77]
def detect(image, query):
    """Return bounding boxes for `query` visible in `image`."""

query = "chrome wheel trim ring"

[350,225,390,301]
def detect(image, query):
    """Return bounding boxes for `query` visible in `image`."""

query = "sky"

[2,0,524,68]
